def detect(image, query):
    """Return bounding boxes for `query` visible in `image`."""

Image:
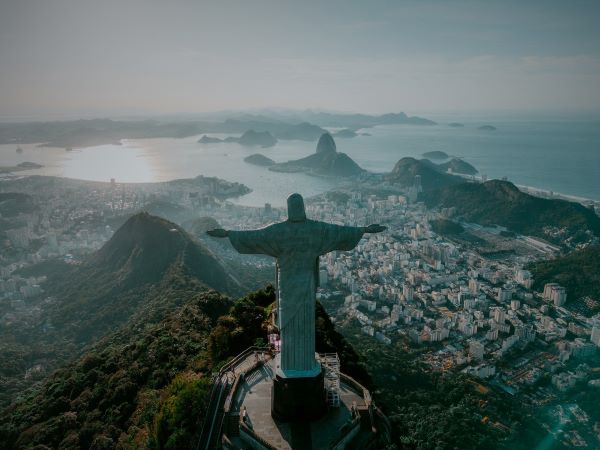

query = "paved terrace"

[227,358,368,449]
[198,348,387,450]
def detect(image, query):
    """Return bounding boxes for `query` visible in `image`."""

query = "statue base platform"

[271,370,326,422]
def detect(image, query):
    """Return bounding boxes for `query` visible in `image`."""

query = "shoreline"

[3,170,599,213]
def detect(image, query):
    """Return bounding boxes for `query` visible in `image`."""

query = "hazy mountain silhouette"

[86,213,237,293]
[270,133,364,176]
[32,211,239,342]
[198,129,277,147]
[386,157,464,191]
[435,158,478,175]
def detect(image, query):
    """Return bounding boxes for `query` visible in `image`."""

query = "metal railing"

[196,346,271,450]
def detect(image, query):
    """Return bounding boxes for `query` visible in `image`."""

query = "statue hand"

[364,224,387,233]
[206,228,229,238]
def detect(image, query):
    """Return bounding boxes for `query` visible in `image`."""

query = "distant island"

[0,161,44,174]
[243,153,276,167]
[478,125,497,131]
[448,123,464,128]
[332,129,358,138]
[197,135,224,144]
[269,133,364,177]
[422,151,449,160]
[198,130,277,148]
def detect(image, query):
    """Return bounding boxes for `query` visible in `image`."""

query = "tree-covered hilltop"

[338,321,535,450]
[0,284,371,450]
[528,245,600,303]
[0,192,38,218]
[29,212,241,343]
[0,288,234,450]
[0,213,241,409]
[435,158,478,175]
[386,157,464,191]
[429,218,465,236]
[421,180,600,245]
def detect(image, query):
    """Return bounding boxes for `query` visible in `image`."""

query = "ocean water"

[1,116,598,206]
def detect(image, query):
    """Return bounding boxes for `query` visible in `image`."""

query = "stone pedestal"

[271,370,326,422]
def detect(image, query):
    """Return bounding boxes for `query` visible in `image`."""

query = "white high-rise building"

[515,269,534,289]
[319,269,328,287]
[469,340,485,360]
[591,319,600,347]
[497,287,513,303]
[468,278,479,294]
[491,307,506,324]
[543,283,567,306]
[403,284,414,302]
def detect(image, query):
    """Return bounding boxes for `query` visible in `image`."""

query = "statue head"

[287,193,306,222]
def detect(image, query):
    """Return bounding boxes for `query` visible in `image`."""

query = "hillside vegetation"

[528,245,600,302]
[421,180,600,244]
[0,213,240,408]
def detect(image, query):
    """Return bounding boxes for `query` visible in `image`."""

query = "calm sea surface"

[1,116,599,206]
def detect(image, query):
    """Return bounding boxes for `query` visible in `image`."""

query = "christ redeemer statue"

[207,193,385,382]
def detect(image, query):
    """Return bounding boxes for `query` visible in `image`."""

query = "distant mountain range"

[267,110,436,128]
[0,111,437,148]
[198,129,277,148]
[269,133,364,177]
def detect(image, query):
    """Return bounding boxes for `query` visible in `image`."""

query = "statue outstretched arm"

[210,225,280,257]
[206,228,229,238]
[318,222,387,254]
[363,224,387,233]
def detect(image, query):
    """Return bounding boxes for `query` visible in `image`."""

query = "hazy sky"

[1,0,600,117]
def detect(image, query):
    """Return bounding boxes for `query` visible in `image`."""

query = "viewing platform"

[197,348,390,450]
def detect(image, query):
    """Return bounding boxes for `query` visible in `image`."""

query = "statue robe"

[228,219,364,377]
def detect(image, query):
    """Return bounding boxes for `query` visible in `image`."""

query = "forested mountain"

[0,213,240,409]
[421,180,600,244]
[386,157,464,191]
[0,285,371,450]
[529,245,600,303]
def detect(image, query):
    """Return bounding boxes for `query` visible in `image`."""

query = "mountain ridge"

[421,180,600,244]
